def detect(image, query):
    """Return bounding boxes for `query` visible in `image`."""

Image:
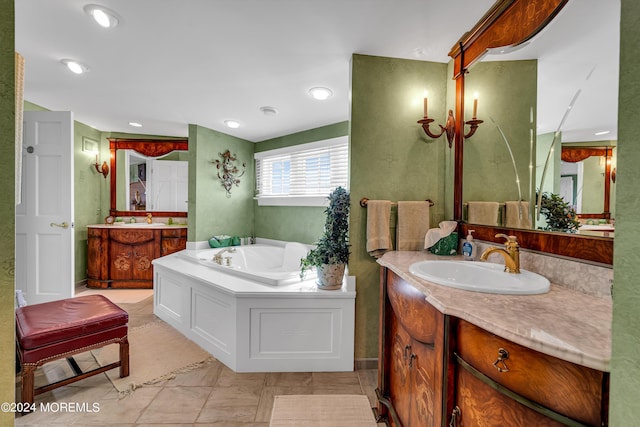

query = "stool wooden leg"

[119,336,130,378]
[21,364,36,406]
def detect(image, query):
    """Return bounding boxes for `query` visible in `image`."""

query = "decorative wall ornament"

[212,150,246,197]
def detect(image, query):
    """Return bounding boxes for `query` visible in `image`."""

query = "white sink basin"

[409,260,550,295]
[117,222,160,226]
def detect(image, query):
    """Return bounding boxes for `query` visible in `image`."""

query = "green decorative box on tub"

[209,235,241,248]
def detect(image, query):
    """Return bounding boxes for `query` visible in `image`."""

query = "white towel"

[424,221,458,249]
[366,200,392,258]
[505,201,532,229]
[396,201,431,251]
[467,201,500,226]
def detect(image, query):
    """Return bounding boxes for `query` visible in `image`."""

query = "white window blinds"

[255,136,349,206]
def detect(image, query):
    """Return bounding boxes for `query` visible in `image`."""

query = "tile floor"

[15,290,385,426]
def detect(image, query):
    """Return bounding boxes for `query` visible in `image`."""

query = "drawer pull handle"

[404,345,411,361]
[493,348,510,372]
[449,406,461,427]
[408,353,416,369]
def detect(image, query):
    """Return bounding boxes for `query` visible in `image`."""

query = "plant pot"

[316,264,345,290]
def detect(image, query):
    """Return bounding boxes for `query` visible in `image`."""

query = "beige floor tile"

[311,371,363,394]
[136,386,212,424]
[197,380,263,423]
[264,372,312,387]
[165,359,223,387]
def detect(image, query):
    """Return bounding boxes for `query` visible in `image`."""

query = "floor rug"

[269,394,378,427]
[75,287,153,304]
[91,320,213,395]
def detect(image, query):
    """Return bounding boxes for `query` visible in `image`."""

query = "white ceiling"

[15,0,618,143]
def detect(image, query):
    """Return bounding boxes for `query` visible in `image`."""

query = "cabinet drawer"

[386,271,440,345]
[109,229,156,244]
[455,319,606,426]
[161,228,187,238]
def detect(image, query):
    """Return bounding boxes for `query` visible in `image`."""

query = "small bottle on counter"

[462,230,477,261]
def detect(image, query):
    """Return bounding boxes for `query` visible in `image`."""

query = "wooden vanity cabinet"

[451,319,609,426]
[87,226,187,289]
[378,268,447,427]
[377,268,610,427]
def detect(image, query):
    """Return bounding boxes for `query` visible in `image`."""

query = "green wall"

[188,124,255,242]
[349,54,448,358]
[464,60,537,206]
[253,122,349,243]
[0,1,14,423]
[611,0,640,424]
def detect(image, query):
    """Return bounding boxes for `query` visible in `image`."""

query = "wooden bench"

[15,295,129,411]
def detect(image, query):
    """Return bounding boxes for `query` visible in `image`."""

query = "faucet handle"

[495,233,519,249]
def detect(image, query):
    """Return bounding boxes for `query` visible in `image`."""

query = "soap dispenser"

[462,230,477,261]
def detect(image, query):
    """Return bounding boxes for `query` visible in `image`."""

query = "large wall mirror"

[450,0,617,265]
[109,138,189,218]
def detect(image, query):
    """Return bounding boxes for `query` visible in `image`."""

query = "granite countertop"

[88,223,187,229]
[378,251,612,372]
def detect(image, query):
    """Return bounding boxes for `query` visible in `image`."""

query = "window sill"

[255,196,329,207]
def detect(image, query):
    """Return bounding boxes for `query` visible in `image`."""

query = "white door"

[15,111,74,304]
[148,159,188,211]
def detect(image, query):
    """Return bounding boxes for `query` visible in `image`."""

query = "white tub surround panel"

[153,251,355,372]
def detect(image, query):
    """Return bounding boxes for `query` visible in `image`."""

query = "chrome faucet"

[213,247,236,265]
[479,234,520,274]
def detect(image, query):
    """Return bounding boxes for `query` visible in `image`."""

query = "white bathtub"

[153,241,356,372]
[180,242,315,286]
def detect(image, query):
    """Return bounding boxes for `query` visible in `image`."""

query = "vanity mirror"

[450,0,616,265]
[109,138,189,218]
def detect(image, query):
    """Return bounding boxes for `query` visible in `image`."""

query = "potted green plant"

[537,191,580,232]
[300,186,350,290]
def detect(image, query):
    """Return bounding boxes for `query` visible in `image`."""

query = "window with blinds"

[254,136,349,206]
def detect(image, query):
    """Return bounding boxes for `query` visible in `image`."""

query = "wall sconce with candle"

[418,91,483,148]
[94,155,110,179]
[83,137,109,179]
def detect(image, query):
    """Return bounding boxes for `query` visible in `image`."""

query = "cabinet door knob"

[449,406,461,427]
[493,348,510,372]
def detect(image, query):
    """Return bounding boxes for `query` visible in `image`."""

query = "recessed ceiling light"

[129,122,143,128]
[83,4,120,29]
[309,87,333,101]
[60,59,89,74]
[224,120,240,129]
[595,130,610,136]
[260,106,279,116]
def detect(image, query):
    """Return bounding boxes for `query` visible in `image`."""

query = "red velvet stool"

[15,295,129,409]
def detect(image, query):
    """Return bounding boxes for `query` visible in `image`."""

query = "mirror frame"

[108,138,189,218]
[449,0,613,265]
[561,146,613,219]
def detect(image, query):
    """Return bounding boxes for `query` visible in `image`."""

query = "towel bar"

[359,197,435,208]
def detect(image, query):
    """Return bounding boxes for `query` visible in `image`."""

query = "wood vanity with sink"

[87,224,187,289]
[376,252,610,427]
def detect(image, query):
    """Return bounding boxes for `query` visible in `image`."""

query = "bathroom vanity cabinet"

[87,225,187,289]
[377,264,610,427]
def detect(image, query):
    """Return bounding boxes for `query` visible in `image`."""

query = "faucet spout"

[213,247,236,265]
[479,234,520,273]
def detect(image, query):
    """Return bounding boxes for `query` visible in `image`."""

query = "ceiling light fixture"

[128,122,142,128]
[595,130,610,136]
[60,59,89,74]
[224,120,240,129]
[83,4,120,29]
[309,87,333,101]
[260,106,279,116]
